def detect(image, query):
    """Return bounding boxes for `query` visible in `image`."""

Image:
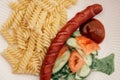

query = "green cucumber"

[67,73,84,80]
[80,65,91,78]
[67,73,75,80]
[71,30,81,37]
[91,51,98,56]
[75,48,85,57]
[76,48,92,66]
[52,50,70,74]
[66,38,78,48]
[66,38,81,49]
[84,55,92,66]
[52,63,71,80]
[75,74,83,80]
[76,64,91,78]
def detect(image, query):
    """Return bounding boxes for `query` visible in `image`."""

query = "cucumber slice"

[71,30,81,37]
[91,51,98,56]
[67,73,83,80]
[76,64,91,78]
[75,74,83,80]
[67,73,75,80]
[76,48,92,66]
[52,63,71,80]
[52,50,70,74]
[66,38,81,49]
[84,55,92,66]
[80,64,91,78]
[76,48,85,57]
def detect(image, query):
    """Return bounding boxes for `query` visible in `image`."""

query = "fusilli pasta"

[1,0,78,75]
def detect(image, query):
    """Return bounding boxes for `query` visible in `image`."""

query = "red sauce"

[80,18,105,44]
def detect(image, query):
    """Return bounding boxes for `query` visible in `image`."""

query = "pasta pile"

[0,0,78,75]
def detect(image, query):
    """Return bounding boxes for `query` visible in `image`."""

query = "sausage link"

[40,4,103,80]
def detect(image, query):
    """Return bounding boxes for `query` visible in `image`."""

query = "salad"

[52,24,114,80]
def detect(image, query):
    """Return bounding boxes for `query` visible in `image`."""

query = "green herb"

[91,53,114,75]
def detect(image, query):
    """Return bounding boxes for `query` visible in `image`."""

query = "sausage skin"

[40,4,103,80]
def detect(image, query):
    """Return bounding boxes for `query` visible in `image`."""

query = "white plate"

[0,0,120,80]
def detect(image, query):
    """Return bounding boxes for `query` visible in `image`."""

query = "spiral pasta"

[59,8,67,28]
[16,27,26,49]
[3,49,19,65]
[28,6,41,29]
[36,35,44,53]
[18,31,37,71]
[39,0,58,12]
[1,11,17,30]
[1,0,78,75]
[22,28,31,41]
[9,2,26,10]
[50,11,61,39]
[56,0,78,8]
[24,0,36,23]
[1,30,15,44]
[18,0,31,4]
[2,48,19,71]
[11,10,25,29]
[5,47,23,59]
[35,11,47,34]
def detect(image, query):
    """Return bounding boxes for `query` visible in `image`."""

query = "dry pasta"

[11,10,25,29]
[50,11,61,38]
[24,0,37,24]
[39,0,58,12]
[16,27,26,49]
[1,0,78,75]
[1,11,17,30]
[17,31,37,71]
[36,35,44,53]
[35,11,47,34]
[28,6,42,29]
[58,0,78,8]
[9,2,25,10]
[59,8,67,28]
[1,30,15,44]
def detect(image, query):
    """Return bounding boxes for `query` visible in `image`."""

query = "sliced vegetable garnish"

[68,50,85,73]
[76,48,93,66]
[71,30,81,37]
[76,64,91,78]
[66,38,81,49]
[76,36,100,55]
[52,63,71,80]
[84,55,93,66]
[53,50,70,74]
[67,73,76,80]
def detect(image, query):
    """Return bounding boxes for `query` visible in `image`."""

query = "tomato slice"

[68,50,85,73]
[76,36,100,55]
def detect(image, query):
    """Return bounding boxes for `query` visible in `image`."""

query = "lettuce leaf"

[91,53,114,75]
